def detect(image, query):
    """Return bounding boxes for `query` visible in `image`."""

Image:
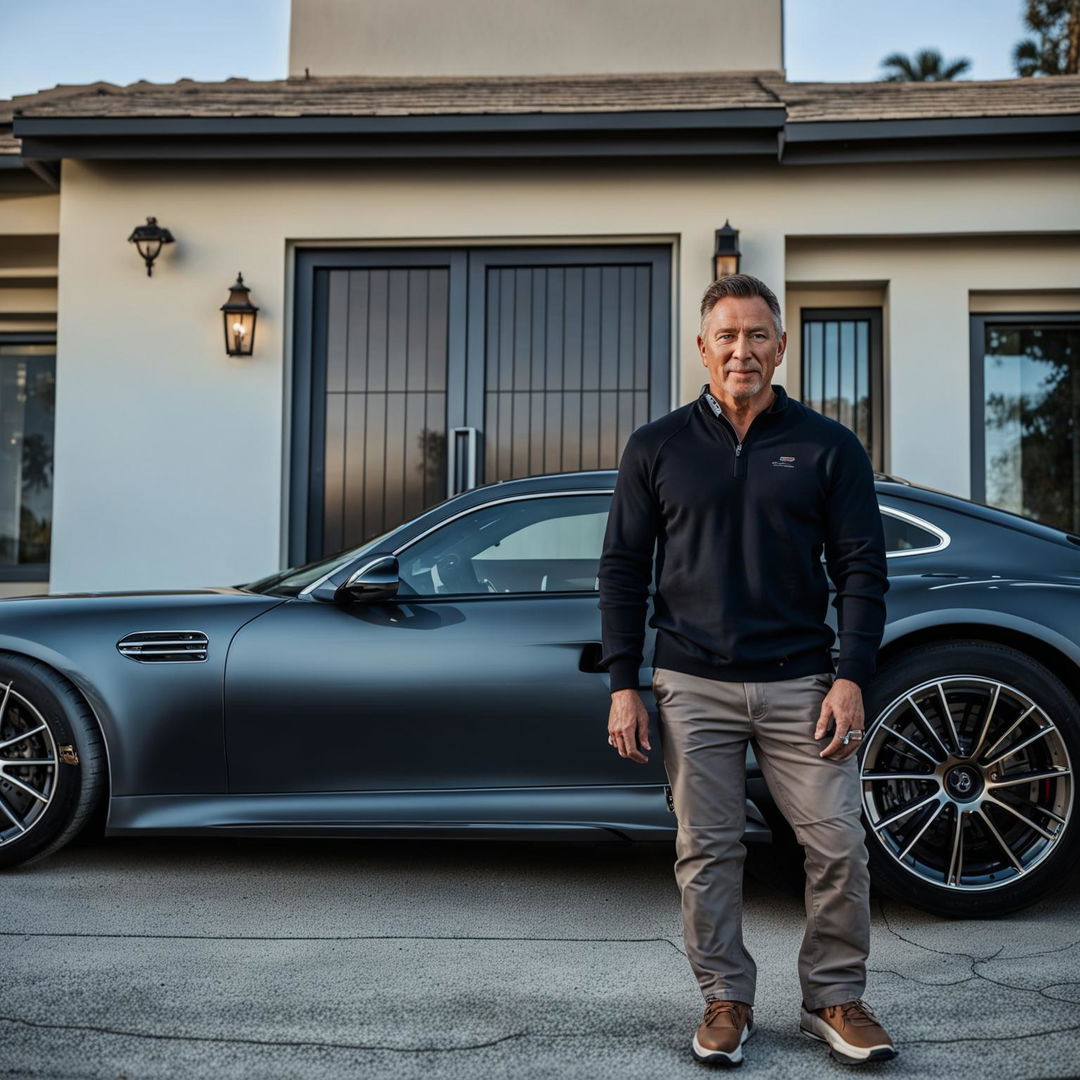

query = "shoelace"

[704,1001,746,1028]
[835,999,879,1027]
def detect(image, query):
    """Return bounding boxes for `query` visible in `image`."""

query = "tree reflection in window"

[984,322,1080,532]
[0,343,55,569]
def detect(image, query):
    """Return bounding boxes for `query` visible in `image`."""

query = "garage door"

[291,245,671,563]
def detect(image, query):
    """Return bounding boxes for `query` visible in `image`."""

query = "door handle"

[579,642,606,673]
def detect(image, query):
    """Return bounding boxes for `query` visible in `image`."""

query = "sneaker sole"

[692,1020,755,1067]
[799,1025,898,1066]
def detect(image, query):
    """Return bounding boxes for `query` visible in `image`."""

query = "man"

[597,274,895,1067]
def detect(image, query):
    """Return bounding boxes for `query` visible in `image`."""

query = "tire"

[861,640,1079,917]
[0,653,106,869]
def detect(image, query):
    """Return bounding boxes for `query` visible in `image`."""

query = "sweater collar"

[698,382,788,422]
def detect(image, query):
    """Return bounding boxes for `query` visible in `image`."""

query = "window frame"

[0,332,56,582]
[969,311,1080,511]
[799,306,884,471]
[880,505,951,558]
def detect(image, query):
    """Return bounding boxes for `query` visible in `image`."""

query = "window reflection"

[881,512,942,553]
[984,321,1080,532]
[398,494,611,597]
[0,342,55,571]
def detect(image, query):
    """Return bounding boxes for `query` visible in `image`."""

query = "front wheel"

[861,641,1078,917]
[0,654,106,869]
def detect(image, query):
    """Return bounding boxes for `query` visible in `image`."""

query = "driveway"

[1,836,1078,1078]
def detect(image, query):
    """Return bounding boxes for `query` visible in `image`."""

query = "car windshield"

[238,528,397,597]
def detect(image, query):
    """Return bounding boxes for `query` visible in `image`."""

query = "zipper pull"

[735,443,743,457]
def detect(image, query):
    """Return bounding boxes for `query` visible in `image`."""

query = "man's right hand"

[607,689,651,763]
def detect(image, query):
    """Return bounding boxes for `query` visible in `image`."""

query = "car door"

[224,489,665,794]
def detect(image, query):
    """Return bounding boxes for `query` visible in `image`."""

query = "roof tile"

[2,72,1079,157]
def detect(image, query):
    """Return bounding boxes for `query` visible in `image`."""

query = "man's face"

[696,295,787,403]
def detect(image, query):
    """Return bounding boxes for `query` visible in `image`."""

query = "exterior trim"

[13,108,1080,166]
[13,110,786,137]
[783,114,1080,143]
[880,505,951,558]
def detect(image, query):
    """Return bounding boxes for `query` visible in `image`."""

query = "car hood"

[0,587,286,649]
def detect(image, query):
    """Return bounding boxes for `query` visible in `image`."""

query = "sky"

[0,0,1029,101]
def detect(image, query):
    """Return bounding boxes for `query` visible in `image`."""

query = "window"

[881,508,947,555]
[801,308,883,470]
[397,493,611,597]
[0,335,55,580]
[972,314,1080,532]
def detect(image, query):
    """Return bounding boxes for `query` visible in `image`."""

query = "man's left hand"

[815,678,865,760]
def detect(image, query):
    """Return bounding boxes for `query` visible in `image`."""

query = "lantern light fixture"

[712,220,741,281]
[220,273,259,357]
[127,216,175,277]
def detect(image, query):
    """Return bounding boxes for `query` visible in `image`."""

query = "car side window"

[397,493,612,597]
[881,509,945,553]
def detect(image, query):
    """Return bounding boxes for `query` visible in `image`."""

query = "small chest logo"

[771,455,796,469]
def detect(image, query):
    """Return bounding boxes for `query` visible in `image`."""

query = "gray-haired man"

[598,274,895,1066]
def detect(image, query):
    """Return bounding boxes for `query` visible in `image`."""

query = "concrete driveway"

[1,835,1078,1079]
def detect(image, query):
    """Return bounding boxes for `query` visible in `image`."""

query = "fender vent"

[117,631,208,663]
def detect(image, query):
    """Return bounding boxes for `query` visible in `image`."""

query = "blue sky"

[0,0,1027,100]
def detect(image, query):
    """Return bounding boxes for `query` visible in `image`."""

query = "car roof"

[466,469,1079,547]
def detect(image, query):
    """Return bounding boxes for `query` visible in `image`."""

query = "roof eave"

[13,108,787,163]
[780,113,1080,165]
[10,108,1080,166]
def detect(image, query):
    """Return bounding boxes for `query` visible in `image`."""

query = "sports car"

[0,470,1076,917]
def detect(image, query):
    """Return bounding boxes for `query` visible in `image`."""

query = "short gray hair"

[699,274,783,338]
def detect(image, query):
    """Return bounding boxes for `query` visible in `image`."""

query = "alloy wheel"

[861,676,1073,891]
[0,680,58,846]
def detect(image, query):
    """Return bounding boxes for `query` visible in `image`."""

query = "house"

[1,0,1078,595]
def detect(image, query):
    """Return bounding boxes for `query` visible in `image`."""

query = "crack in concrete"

[0,1014,602,1055]
[867,965,976,988]
[878,901,1080,1007]
[0,927,693,971]
[903,1021,1080,1046]
[0,929,686,955]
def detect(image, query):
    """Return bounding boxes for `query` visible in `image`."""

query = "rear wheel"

[861,641,1077,916]
[0,654,105,869]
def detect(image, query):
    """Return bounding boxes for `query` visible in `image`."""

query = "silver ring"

[839,733,851,745]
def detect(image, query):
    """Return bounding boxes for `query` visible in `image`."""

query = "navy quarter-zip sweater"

[597,383,888,692]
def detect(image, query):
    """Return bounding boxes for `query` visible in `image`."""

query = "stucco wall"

[288,0,784,77]
[51,156,1080,591]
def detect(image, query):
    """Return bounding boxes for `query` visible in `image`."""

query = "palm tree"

[880,48,972,82]
[1013,0,1080,76]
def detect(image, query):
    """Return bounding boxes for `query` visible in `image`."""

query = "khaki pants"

[652,666,870,1011]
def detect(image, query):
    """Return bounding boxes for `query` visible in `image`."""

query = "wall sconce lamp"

[220,273,259,356]
[127,216,175,277]
[713,220,741,280]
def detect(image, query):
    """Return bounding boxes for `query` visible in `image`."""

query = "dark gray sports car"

[0,470,1076,917]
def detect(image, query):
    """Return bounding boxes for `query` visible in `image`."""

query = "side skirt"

[106,785,772,842]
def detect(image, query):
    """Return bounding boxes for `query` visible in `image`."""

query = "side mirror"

[334,554,400,604]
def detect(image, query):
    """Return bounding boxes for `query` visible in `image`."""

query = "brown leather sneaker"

[800,998,897,1065]
[692,1000,755,1067]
